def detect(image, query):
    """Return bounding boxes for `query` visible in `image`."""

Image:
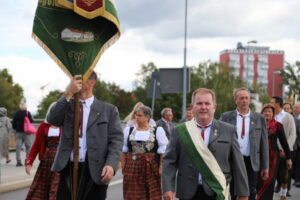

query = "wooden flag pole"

[72,92,80,200]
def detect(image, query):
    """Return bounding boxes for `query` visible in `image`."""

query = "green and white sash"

[176,120,229,200]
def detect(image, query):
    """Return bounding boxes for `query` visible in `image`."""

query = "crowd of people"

[1,72,300,200]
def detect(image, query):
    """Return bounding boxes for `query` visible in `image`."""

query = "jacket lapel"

[87,100,102,131]
[249,111,256,136]
[228,111,237,125]
[209,119,221,145]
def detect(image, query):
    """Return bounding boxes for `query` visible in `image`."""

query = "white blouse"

[122,126,168,154]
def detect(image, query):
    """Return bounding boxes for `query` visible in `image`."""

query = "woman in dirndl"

[121,105,168,200]
[256,103,292,200]
[25,103,61,200]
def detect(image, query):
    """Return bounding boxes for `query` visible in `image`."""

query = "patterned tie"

[239,114,245,139]
[79,101,85,137]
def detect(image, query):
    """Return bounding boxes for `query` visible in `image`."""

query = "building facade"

[220,45,284,97]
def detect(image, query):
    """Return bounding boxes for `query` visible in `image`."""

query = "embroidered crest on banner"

[82,0,96,7]
[76,0,103,12]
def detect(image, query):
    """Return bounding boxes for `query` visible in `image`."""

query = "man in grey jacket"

[220,87,269,200]
[47,72,123,200]
[163,88,249,200]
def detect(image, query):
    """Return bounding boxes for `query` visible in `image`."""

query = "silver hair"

[136,106,152,119]
[161,107,172,117]
[233,87,250,99]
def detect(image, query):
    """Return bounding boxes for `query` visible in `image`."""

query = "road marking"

[0,177,33,187]
[1,171,36,178]
[109,179,123,186]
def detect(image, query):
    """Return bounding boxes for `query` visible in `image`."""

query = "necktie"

[79,101,85,137]
[239,114,245,139]
[198,125,211,140]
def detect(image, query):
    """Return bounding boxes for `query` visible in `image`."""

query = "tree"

[35,90,63,119]
[279,61,300,102]
[188,62,245,118]
[94,80,135,119]
[0,68,24,117]
[132,61,246,121]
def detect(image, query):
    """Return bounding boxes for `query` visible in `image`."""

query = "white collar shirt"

[195,119,213,184]
[236,110,251,156]
[71,96,94,162]
[275,110,286,123]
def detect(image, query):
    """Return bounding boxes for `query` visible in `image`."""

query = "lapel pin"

[214,130,218,137]
[251,121,255,125]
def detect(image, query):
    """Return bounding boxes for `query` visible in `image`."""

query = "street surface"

[1,181,300,200]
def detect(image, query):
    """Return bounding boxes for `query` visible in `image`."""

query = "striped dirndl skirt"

[26,145,60,200]
[123,153,162,200]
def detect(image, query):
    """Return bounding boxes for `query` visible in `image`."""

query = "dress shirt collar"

[275,110,286,122]
[80,96,94,108]
[236,109,251,117]
[194,119,213,128]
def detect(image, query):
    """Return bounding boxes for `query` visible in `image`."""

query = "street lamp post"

[272,70,281,96]
[182,0,188,119]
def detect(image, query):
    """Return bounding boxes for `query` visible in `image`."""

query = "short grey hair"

[161,108,172,117]
[191,88,216,104]
[233,87,250,99]
[136,106,152,119]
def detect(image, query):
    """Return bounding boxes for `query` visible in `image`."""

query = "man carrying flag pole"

[162,88,249,200]
[32,0,122,199]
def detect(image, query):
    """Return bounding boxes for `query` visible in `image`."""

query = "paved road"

[0,182,123,200]
[1,150,300,199]
[1,183,300,200]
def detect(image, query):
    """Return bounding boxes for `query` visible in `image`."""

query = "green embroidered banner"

[32,0,120,80]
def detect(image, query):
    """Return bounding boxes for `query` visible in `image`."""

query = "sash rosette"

[32,0,120,80]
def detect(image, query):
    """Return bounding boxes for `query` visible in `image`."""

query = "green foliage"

[131,61,246,121]
[35,90,63,119]
[94,80,135,119]
[0,68,24,117]
[279,61,300,102]
[251,83,271,105]
[188,62,245,118]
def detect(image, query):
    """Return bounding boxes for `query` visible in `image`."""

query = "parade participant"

[283,102,293,114]
[271,96,296,199]
[124,102,156,128]
[256,103,292,200]
[282,102,294,196]
[121,106,168,200]
[12,101,34,166]
[293,102,300,187]
[220,87,269,200]
[179,107,194,123]
[0,107,12,164]
[25,103,61,200]
[163,88,249,200]
[156,108,174,139]
[47,72,123,200]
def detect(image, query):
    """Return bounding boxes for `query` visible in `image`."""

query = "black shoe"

[287,191,291,197]
[274,186,280,193]
[295,182,300,187]
[16,162,23,167]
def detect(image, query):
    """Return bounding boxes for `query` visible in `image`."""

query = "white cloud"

[0,55,69,114]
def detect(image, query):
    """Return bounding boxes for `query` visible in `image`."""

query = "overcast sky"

[0,0,299,114]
